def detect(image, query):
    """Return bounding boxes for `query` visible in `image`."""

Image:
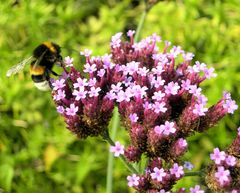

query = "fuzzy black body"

[30,42,62,90]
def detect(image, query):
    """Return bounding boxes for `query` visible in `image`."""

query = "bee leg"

[45,69,55,90]
[50,70,59,76]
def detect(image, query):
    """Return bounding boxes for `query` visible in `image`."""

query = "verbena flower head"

[51,31,239,192]
[206,137,240,192]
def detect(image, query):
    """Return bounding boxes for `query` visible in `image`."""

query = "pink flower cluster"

[126,158,204,193]
[50,31,239,192]
[206,131,240,192]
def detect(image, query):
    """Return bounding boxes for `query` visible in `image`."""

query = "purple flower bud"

[124,145,141,162]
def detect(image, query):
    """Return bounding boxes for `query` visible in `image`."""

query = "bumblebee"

[7,42,62,91]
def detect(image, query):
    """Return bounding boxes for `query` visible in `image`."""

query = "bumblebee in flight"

[6,42,62,91]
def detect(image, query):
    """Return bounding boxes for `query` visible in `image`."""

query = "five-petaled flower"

[110,141,124,157]
[127,174,140,187]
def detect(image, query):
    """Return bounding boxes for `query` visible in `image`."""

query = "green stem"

[184,171,203,177]
[134,9,147,43]
[106,108,119,193]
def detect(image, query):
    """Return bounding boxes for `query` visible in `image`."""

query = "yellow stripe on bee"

[30,65,46,75]
[43,41,56,53]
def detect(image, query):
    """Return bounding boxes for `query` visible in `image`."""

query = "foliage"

[0,0,239,193]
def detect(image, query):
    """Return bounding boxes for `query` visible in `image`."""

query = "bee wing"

[6,56,33,77]
[32,50,47,69]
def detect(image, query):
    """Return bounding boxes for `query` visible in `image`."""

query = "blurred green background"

[0,0,239,192]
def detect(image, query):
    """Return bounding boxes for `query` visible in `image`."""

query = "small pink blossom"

[57,106,65,114]
[183,52,194,61]
[210,148,226,165]
[127,30,135,37]
[181,79,192,91]
[111,32,123,48]
[73,87,87,100]
[170,163,184,178]
[129,113,139,123]
[83,63,97,74]
[127,174,140,187]
[150,167,166,182]
[223,99,238,114]
[225,155,236,167]
[189,85,202,97]
[64,56,74,67]
[164,81,180,95]
[66,103,78,116]
[158,190,170,193]
[110,141,124,157]
[124,61,139,75]
[80,49,92,57]
[162,121,176,136]
[203,67,217,79]
[152,101,167,114]
[73,78,88,89]
[88,87,101,97]
[97,69,106,77]
[52,79,65,91]
[190,185,204,193]
[152,90,165,101]
[215,166,231,186]
[193,103,208,116]
[54,89,66,101]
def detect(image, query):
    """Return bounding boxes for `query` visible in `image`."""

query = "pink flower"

[127,174,140,187]
[215,166,231,186]
[129,113,139,123]
[193,103,208,116]
[154,125,165,135]
[88,87,101,97]
[97,69,106,77]
[210,148,226,165]
[203,67,217,79]
[170,163,184,178]
[152,101,167,114]
[64,56,74,67]
[80,49,92,57]
[73,87,87,100]
[225,155,236,167]
[124,61,139,75]
[52,79,65,91]
[182,52,194,61]
[110,141,124,157]
[150,167,166,182]
[127,30,135,37]
[158,190,170,193]
[66,103,78,116]
[54,89,66,101]
[83,63,97,74]
[162,121,176,136]
[181,79,192,91]
[152,90,165,101]
[190,185,204,193]
[164,81,180,95]
[223,99,238,114]
[189,85,202,97]
[57,106,65,114]
[73,78,88,89]
[111,32,122,48]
